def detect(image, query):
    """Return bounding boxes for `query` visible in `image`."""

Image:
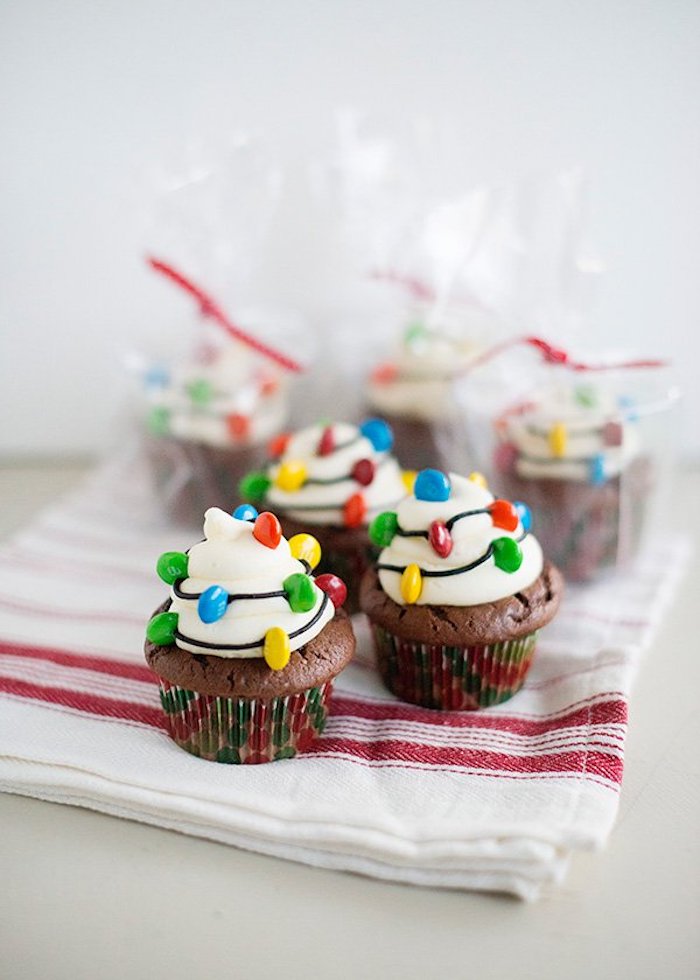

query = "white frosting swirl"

[501,384,640,482]
[148,343,288,448]
[367,329,479,422]
[377,474,543,606]
[170,507,333,657]
[265,421,406,526]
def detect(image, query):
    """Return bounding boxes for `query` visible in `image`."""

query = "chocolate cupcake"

[493,382,651,582]
[144,337,290,526]
[145,505,355,763]
[360,469,563,710]
[239,419,408,614]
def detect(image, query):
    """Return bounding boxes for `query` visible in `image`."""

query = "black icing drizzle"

[395,507,490,540]
[377,531,528,579]
[171,591,331,652]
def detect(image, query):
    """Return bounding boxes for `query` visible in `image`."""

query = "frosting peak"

[146,506,345,668]
[372,472,543,606]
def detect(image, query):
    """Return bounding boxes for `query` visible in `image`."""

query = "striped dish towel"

[0,451,688,900]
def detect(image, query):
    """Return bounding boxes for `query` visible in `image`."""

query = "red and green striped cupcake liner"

[155,679,332,763]
[370,625,538,711]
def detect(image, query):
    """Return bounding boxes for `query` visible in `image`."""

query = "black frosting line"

[377,532,528,578]
[172,592,331,651]
[395,507,490,540]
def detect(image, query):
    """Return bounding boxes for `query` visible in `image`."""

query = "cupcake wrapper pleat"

[371,625,538,711]
[155,679,332,763]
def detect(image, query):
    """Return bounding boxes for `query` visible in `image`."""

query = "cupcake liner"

[155,679,332,763]
[370,625,538,711]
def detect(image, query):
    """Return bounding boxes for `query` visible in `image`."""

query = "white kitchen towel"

[0,451,688,900]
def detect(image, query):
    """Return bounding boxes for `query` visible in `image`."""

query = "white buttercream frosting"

[170,508,333,657]
[147,342,288,448]
[377,473,543,606]
[367,326,479,422]
[265,421,406,526]
[501,383,640,482]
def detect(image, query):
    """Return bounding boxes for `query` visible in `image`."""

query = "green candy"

[404,321,428,347]
[239,471,271,503]
[156,551,189,584]
[574,384,597,408]
[146,611,179,646]
[283,572,316,613]
[369,511,399,549]
[492,536,523,573]
[187,378,213,406]
[147,406,170,436]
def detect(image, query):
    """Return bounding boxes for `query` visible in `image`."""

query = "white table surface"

[0,461,698,980]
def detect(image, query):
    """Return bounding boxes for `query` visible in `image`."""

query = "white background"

[1,0,699,456]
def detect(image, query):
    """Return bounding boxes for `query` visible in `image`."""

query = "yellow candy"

[468,471,488,490]
[263,626,291,671]
[288,533,322,570]
[400,563,423,604]
[275,460,307,492]
[401,470,417,494]
[549,422,567,458]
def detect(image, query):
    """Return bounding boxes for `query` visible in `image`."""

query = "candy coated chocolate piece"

[400,563,423,604]
[317,425,335,456]
[275,460,307,492]
[428,520,453,558]
[146,611,179,646]
[494,442,518,474]
[589,454,606,486]
[187,378,213,406]
[268,432,291,458]
[360,418,394,452]
[401,470,417,494]
[602,421,623,447]
[513,501,532,533]
[575,384,597,408]
[369,511,398,548]
[288,533,322,570]
[314,573,347,609]
[468,471,488,489]
[549,422,567,458]
[492,537,523,573]
[239,471,271,503]
[343,492,366,528]
[226,413,250,440]
[283,573,317,613]
[488,499,519,532]
[156,551,189,585]
[147,406,170,437]
[232,504,258,522]
[414,469,451,502]
[264,627,291,671]
[198,585,229,624]
[253,512,282,549]
[352,458,375,486]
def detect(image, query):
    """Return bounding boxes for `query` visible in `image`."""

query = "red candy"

[488,499,519,532]
[343,492,366,528]
[226,413,250,439]
[317,425,335,456]
[314,573,348,609]
[267,432,291,459]
[351,457,375,486]
[602,421,623,447]
[253,512,282,549]
[428,520,453,558]
[370,363,398,385]
[494,442,518,473]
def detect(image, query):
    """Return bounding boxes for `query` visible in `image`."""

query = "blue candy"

[359,417,394,452]
[589,454,606,486]
[617,394,639,422]
[513,501,532,533]
[414,469,451,502]
[144,364,170,389]
[232,503,259,522]
[198,585,229,623]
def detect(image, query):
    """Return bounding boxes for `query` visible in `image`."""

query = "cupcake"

[239,419,408,614]
[366,321,479,473]
[360,469,563,710]
[145,505,355,763]
[144,336,291,526]
[493,382,651,582]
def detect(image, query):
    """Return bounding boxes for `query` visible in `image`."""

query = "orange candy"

[226,413,251,440]
[343,492,366,528]
[267,432,291,459]
[488,499,519,532]
[253,512,282,549]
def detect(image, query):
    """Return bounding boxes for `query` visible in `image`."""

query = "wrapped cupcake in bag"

[360,468,563,710]
[142,260,303,526]
[239,419,408,613]
[145,506,354,763]
[482,340,676,582]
